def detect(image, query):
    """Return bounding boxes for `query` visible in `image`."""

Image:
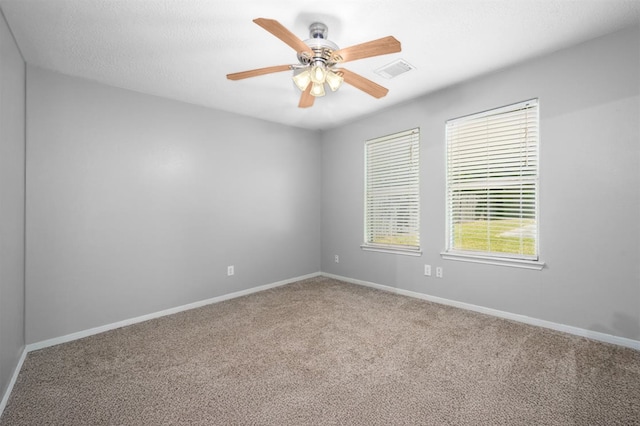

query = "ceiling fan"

[226,18,401,108]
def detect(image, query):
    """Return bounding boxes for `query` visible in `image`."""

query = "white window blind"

[364,128,420,254]
[446,99,539,260]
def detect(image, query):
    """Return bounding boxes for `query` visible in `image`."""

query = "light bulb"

[310,82,325,97]
[325,70,344,92]
[292,69,311,91]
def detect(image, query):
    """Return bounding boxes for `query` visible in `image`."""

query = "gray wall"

[15,22,640,348]
[321,25,640,340]
[25,67,321,343]
[0,9,25,404]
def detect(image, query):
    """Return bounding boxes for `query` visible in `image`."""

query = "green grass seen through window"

[452,218,536,256]
[371,235,419,247]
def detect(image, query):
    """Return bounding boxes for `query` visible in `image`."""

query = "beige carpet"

[1,276,639,425]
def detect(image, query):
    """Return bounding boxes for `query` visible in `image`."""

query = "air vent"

[374,59,415,79]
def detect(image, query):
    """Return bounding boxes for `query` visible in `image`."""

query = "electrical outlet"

[334,255,339,263]
[227,265,234,276]
[436,267,443,278]
[424,264,432,276]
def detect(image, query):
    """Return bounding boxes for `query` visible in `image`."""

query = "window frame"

[442,100,544,270]
[362,128,421,256]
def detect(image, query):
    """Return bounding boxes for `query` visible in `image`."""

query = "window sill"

[361,244,422,257]
[440,252,545,270]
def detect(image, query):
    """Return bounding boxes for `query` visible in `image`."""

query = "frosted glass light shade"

[292,70,311,91]
[310,82,325,97]
[310,65,326,84]
[325,70,344,92]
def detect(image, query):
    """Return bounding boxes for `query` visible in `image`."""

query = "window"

[444,100,542,269]
[363,128,420,255]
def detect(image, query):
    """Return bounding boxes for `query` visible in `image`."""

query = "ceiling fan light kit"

[226,18,401,108]
[293,66,343,94]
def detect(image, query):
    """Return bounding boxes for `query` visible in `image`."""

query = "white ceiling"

[1,0,638,130]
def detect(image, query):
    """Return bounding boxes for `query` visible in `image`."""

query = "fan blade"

[298,83,315,108]
[331,36,401,63]
[253,18,313,57]
[337,69,389,98]
[227,64,292,80]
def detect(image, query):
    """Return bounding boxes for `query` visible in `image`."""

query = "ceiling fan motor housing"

[297,22,339,66]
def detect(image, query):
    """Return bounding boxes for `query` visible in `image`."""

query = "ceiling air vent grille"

[375,59,415,79]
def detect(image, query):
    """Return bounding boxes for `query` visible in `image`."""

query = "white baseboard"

[321,272,640,351]
[26,272,321,352]
[0,347,27,417]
